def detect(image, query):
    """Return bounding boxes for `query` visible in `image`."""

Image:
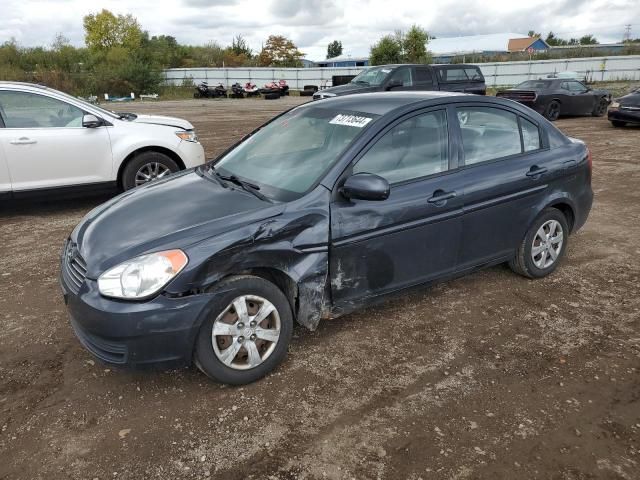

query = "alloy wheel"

[531,220,564,269]
[211,295,281,370]
[134,162,171,186]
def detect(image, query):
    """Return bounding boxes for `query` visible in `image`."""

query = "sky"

[1,0,638,60]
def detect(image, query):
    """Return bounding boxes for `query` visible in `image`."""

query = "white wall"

[163,55,640,89]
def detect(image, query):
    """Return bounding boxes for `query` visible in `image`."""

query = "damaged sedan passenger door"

[329,108,464,307]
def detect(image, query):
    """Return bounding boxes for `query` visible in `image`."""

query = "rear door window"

[437,67,484,83]
[414,67,434,86]
[457,107,521,164]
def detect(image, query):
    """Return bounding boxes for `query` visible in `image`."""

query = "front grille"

[62,241,87,294]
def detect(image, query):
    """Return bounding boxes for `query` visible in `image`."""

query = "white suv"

[0,82,205,197]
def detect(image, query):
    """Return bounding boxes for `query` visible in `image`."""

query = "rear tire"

[264,92,280,100]
[194,275,293,385]
[509,208,569,279]
[611,120,626,128]
[543,100,561,121]
[121,151,179,191]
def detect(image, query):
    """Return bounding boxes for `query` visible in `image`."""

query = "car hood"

[618,91,640,107]
[72,169,283,278]
[131,114,194,130]
[319,83,378,96]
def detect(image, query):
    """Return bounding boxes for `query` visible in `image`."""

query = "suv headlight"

[98,249,188,299]
[610,101,620,109]
[176,130,198,142]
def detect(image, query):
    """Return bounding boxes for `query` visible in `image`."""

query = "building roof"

[317,55,370,63]
[508,37,550,52]
[428,32,529,54]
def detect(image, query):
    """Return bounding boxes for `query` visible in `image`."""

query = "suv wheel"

[509,208,569,279]
[122,151,179,190]
[194,275,293,385]
[611,120,626,128]
[592,97,608,117]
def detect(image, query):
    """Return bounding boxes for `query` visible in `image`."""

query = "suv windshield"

[350,66,393,86]
[213,106,379,202]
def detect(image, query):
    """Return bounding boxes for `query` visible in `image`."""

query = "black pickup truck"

[313,64,486,100]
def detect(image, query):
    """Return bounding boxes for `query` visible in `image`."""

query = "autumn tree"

[83,9,143,51]
[327,40,343,59]
[258,35,304,67]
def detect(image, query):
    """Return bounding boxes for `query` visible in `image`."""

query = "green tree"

[327,40,343,59]
[83,9,143,51]
[579,34,598,45]
[370,25,432,65]
[528,30,541,38]
[370,35,403,65]
[258,35,304,67]
[402,25,431,63]
[231,35,252,57]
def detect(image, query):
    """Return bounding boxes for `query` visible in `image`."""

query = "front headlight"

[176,130,198,142]
[98,249,188,299]
[610,101,620,109]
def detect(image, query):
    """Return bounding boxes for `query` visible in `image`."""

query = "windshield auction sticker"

[329,114,373,128]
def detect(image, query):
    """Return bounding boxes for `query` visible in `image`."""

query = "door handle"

[526,166,547,177]
[10,137,37,145]
[563,159,577,170]
[427,190,457,204]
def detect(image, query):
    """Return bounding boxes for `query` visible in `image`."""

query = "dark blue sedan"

[61,92,593,384]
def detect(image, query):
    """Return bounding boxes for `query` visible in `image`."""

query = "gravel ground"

[0,97,638,480]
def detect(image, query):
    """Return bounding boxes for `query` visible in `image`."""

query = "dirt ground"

[1,97,639,480]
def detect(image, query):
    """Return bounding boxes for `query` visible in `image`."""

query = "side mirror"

[341,173,390,201]
[82,114,102,128]
[386,79,403,90]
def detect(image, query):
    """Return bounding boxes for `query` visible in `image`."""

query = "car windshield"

[212,106,379,202]
[350,66,393,86]
[516,80,552,89]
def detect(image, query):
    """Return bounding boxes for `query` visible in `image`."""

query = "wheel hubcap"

[531,220,563,269]
[211,295,281,370]
[135,162,171,186]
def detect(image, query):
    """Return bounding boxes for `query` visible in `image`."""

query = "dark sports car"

[608,88,640,127]
[497,79,611,121]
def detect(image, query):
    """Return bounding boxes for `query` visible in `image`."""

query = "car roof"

[369,63,480,69]
[0,81,49,90]
[305,91,472,116]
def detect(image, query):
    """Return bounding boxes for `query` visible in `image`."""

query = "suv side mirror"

[341,173,390,201]
[386,79,403,90]
[82,114,102,128]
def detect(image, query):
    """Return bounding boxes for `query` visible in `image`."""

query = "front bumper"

[61,270,213,368]
[178,140,206,169]
[608,108,640,124]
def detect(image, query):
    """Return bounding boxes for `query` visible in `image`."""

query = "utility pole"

[623,24,632,42]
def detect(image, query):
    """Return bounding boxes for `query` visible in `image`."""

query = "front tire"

[611,120,626,128]
[592,97,608,117]
[543,100,561,121]
[121,151,179,190]
[509,208,569,279]
[194,276,293,385]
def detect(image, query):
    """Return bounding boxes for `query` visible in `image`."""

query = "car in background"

[608,87,640,127]
[61,92,593,385]
[496,78,611,121]
[313,64,486,100]
[0,82,205,198]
